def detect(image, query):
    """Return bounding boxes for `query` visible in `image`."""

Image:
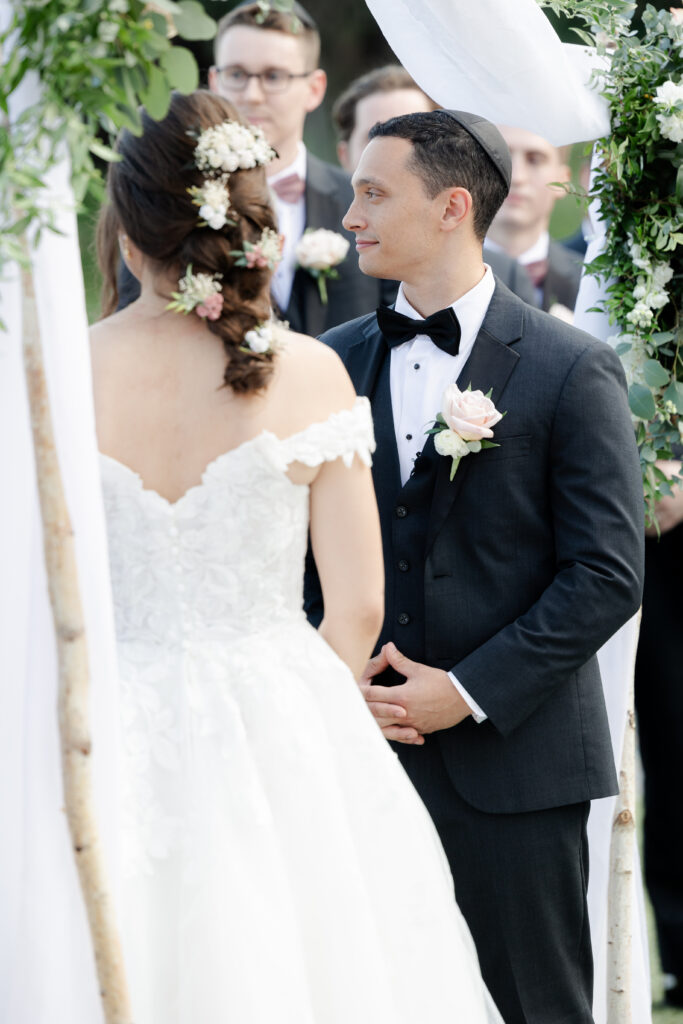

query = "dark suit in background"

[307,281,644,1023]
[542,238,583,311]
[635,521,683,1003]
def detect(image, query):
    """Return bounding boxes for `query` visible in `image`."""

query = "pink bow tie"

[524,258,549,289]
[271,172,305,204]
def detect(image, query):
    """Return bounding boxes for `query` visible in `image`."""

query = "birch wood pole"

[606,612,640,1024]
[21,253,133,1024]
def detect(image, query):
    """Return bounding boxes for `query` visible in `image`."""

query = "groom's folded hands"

[359,643,472,745]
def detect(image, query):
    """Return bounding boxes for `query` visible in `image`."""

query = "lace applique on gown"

[101,397,501,1024]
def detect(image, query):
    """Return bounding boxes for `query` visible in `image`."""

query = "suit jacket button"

[397,612,410,625]
[395,505,408,518]
[397,559,410,572]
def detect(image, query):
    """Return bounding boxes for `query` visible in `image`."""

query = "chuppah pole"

[20,250,133,1024]
[606,613,640,1024]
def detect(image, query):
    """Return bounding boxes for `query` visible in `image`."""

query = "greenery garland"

[539,0,683,522]
[0,0,217,320]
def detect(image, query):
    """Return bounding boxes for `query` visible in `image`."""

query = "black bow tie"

[377,304,461,356]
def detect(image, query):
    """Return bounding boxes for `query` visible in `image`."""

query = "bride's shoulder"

[275,328,356,413]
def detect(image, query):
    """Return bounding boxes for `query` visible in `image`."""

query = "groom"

[308,111,644,1023]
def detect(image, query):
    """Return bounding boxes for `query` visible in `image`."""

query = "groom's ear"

[440,187,473,233]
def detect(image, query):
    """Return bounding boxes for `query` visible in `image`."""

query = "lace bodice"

[101,398,374,648]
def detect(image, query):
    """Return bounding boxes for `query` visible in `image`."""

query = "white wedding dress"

[100,396,501,1024]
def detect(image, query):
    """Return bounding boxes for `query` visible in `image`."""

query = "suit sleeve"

[451,341,645,736]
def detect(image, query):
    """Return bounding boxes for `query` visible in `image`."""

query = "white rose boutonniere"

[428,382,505,480]
[295,228,349,305]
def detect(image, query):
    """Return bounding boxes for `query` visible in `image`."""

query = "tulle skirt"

[117,619,502,1023]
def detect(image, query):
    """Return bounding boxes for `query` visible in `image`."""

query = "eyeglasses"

[214,65,313,94]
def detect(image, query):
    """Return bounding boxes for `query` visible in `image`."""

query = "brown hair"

[214,2,320,67]
[369,111,508,240]
[332,65,435,143]
[98,90,279,393]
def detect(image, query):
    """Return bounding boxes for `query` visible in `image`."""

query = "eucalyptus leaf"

[160,46,198,94]
[173,1,217,40]
[642,359,670,388]
[662,380,683,414]
[628,383,656,421]
[141,64,171,120]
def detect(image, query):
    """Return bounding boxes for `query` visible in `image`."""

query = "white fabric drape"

[0,26,120,1022]
[364,0,610,145]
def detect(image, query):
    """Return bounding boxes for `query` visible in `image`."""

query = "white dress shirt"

[268,143,307,313]
[389,266,496,722]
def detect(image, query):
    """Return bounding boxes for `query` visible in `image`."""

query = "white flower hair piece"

[242,321,277,355]
[231,228,284,271]
[167,264,224,321]
[188,177,233,231]
[192,120,276,176]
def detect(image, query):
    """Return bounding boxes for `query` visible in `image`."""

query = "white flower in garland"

[654,79,683,143]
[193,121,276,175]
[166,265,224,320]
[625,302,654,330]
[188,178,232,231]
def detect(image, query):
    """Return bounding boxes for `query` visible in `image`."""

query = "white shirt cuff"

[448,672,488,723]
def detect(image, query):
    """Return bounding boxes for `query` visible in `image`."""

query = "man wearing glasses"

[208,1,384,335]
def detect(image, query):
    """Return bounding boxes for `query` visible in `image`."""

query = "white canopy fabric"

[365,0,610,145]
[0,29,118,1022]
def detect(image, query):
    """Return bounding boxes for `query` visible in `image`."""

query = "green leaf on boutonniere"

[449,457,461,481]
[479,440,500,450]
[485,387,493,399]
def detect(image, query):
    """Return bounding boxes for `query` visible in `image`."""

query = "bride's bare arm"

[311,450,384,680]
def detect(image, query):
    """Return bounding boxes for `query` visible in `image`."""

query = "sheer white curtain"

[365,1,650,1020]
[0,25,120,1021]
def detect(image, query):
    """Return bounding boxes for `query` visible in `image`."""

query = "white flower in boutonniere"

[295,228,349,305]
[428,382,505,481]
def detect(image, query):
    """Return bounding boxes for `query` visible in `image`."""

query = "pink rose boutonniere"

[428,382,505,480]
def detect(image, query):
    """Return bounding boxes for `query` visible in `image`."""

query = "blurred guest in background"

[487,125,583,312]
[635,461,683,1010]
[332,65,536,307]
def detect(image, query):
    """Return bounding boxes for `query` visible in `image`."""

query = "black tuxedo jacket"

[309,280,644,814]
[278,152,385,335]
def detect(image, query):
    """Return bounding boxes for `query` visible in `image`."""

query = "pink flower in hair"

[244,247,269,269]
[196,293,224,320]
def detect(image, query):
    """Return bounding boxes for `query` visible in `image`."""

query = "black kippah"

[439,110,512,192]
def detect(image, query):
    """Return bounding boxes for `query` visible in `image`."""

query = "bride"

[91,88,501,1023]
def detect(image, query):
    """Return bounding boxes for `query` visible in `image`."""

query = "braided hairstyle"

[98,90,279,393]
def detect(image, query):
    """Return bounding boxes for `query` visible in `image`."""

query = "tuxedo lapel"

[426,286,523,555]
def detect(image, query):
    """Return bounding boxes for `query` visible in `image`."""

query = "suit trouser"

[397,738,593,1024]
[635,523,683,980]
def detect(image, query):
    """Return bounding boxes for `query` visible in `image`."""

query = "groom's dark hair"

[369,111,508,239]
